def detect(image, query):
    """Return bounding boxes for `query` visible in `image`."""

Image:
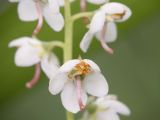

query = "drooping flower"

[9,0,66,35]
[9,37,59,88]
[49,59,109,113]
[80,2,132,54]
[80,0,109,24]
[82,95,130,120]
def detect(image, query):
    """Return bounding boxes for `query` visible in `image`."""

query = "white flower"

[49,59,109,113]
[9,37,59,87]
[87,0,109,5]
[84,95,130,120]
[9,0,65,32]
[80,2,132,54]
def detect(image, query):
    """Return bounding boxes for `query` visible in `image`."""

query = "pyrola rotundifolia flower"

[49,59,108,113]
[9,0,65,35]
[83,95,130,120]
[80,2,132,54]
[9,37,59,88]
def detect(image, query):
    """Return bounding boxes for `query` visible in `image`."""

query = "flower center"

[68,61,91,80]
[75,61,91,75]
[111,11,126,20]
[106,11,126,22]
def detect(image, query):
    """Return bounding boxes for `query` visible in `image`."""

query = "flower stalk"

[64,0,74,120]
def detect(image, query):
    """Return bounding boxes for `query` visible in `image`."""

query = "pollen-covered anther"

[75,61,91,75]
[111,11,126,20]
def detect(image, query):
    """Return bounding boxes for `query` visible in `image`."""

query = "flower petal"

[96,22,117,43]
[61,81,87,113]
[49,72,68,95]
[15,45,41,67]
[100,2,132,22]
[87,0,108,5]
[8,37,30,48]
[80,31,94,53]
[59,59,80,72]
[43,5,64,31]
[9,0,19,2]
[89,10,105,34]
[84,72,108,97]
[48,0,60,13]
[105,100,131,115]
[56,0,75,7]
[18,0,38,21]
[83,59,101,72]
[41,53,59,79]
[97,110,120,120]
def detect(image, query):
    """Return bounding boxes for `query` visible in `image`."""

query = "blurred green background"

[0,0,160,120]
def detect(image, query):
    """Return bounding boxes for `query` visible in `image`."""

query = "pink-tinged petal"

[89,10,105,34]
[18,0,38,21]
[87,0,108,5]
[80,31,94,53]
[83,59,101,72]
[59,59,80,72]
[96,22,117,43]
[49,72,68,95]
[84,72,108,97]
[43,5,64,31]
[97,110,120,120]
[61,81,87,113]
[41,53,59,79]
[56,0,75,6]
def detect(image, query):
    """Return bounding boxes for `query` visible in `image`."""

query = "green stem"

[71,12,94,22]
[64,0,73,62]
[64,0,74,120]
[66,111,74,120]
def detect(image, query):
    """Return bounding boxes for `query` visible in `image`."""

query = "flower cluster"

[8,0,132,120]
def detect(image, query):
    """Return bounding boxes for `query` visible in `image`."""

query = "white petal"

[83,59,101,72]
[18,0,38,21]
[49,72,68,95]
[59,59,80,72]
[97,110,120,120]
[8,37,30,48]
[104,100,131,115]
[15,45,41,67]
[9,0,19,2]
[80,31,94,53]
[61,81,87,113]
[41,53,59,79]
[48,0,60,13]
[56,0,75,7]
[84,72,108,97]
[43,5,64,31]
[89,10,105,34]
[96,22,117,43]
[87,0,108,5]
[100,2,132,22]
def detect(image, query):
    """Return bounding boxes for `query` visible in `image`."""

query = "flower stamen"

[75,61,91,75]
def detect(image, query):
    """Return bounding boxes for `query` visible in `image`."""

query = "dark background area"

[0,0,160,120]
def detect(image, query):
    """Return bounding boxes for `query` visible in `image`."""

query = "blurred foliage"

[0,0,160,120]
